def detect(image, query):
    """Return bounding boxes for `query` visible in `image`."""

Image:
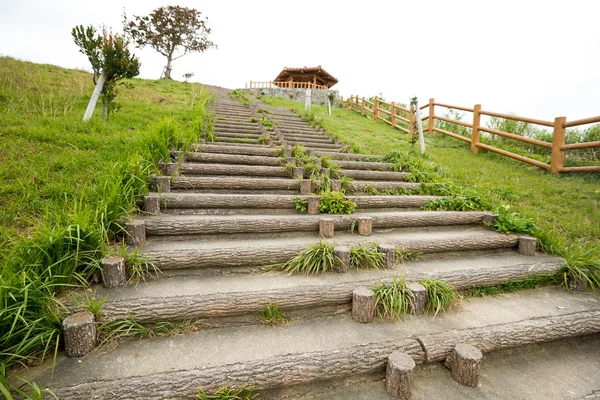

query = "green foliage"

[0,367,58,400]
[462,275,558,297]
[559,244,600,294]
[394,248,422,263]
[99,315,196,345]
[72,25,140,119]
[301,109,321,127]
[272,241,337,275]
[230,89,250,105]
[124,6,216,78]
[421,189,489,211]
[291,196,307,213]
[124,248,160,284]
[371,275,415,321]
[493,209,536,235]
[419,279,461,317]
[291,144,308,159]
[197,385,258,400]
[318,191,356,214]
[349,242,383,269]
[182,72,195,82]
[257,135,269,145]
[258,302,288,326]
[321,156,341,178]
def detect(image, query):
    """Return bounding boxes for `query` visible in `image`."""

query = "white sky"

[1,0,599,122]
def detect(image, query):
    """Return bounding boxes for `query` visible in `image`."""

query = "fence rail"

[343,95,600,173]
[249,81,329,90]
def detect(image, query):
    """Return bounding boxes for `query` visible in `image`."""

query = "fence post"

[391,102,396,126]
[249,80,253,89]
[361,97,365,115]
[551,117,566,173]
[409,108,415,136]
[428,98,435,136]
[373,96,379,120]
[471,104,481,153]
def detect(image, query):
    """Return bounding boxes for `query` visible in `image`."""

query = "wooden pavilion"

[272,66,338,90]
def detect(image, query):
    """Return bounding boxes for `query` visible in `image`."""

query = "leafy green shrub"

[493,209,536,235]
[349,243,383,269]
[291,196,307,213]
[318,191,356,214]
[419,279,461,317]
[421,189,488,211]
[371,275,415,321]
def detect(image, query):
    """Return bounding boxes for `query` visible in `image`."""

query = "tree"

[124,6,216,79]
[72,25,140,120]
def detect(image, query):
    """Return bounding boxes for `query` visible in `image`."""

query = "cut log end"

[144,195,161,215]
[378,243,396,268]
[518,236,537,256]
[352,286,375,323]
[126,220,146,246]
[445,343,482,388]
[308,196,319,215]
[407,282,427,316]
[101,256,127,288]
[319,218,335,238]
[63,312,97,357]
[358,216,373,236]
[333,245,350,273]
[386,351,416,398]
[299,180,312,195]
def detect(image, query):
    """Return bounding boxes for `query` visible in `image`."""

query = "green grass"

[197,385,258,400]
[0,56,210,372]
[259,96,600,290]
[271,241,338,275]
[419,279,461,317]
[371,275,414,321]
[461,274,558,297]
[258,302,288,326]
[349,242,384,269]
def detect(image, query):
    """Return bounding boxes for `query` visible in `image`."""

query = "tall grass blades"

[371,276,415,321]
[349,243,384,269]
[197,385,258,400]
[272,241,337,275]
[420,279,461,317]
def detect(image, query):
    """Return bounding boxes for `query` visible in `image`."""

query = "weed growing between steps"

[99,316,197,346]
[230,89,251,105]
[0,57,210,372]
[318,191,357,214]
[258,302,288,326]
[258,135,270,144]
[197,385,258,400]
[349,243,384,269]
[420,279,462,317]
[0,368,58,400]
[394,249,422,263]
[461,274,558,297]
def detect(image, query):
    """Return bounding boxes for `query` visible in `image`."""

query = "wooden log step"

[140,228,519,270]
[281,134,335,145]
[177,163,289,178]
[157,193,440,211]
[189,144,278,157]
[43,287,599,400]
[141,211,490,237]
[340,169,411,181]
[336,160,395,171]
[290,142,342,150]
[213,131,263,139]
[349,180,420,192]
[213,127,262,135]
[214,137,260,144]
[204,141,273,150]
[214,120,259,127]
[183,152,283,166]
[280,128,321,135]
[315,151,384,161]
[171,176,300,192]
[68,252,565,325]
[213,111,254,119]
[281,131,332,140]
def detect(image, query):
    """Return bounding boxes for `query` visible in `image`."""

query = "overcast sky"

[1,0,599,122]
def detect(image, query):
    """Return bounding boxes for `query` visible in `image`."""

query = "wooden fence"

[249,81,329,90]
[344,96,600,173]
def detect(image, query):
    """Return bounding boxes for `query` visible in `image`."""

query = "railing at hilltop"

[249,81,329,90]
[343,96,600,173]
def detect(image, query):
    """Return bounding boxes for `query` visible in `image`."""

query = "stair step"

[315,151,384,161]
[336,160,395,170]
[171,176,300,192]
[141,211,490,237]
[187,145,278,157]
[28,287,600,399]
[140,227,520,271]
[341,169,410,181]
[348,180,419,192]
[157,193,441,212]
[213,131,262,139]
[213,127,262,135]
[214,137,260,144]
[183,151,283,166]
[178,163,289,178]
[281,131,331,140]
[282,134,335,145]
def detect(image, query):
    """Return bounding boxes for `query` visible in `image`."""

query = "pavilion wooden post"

[551,117,567,173]
[391,102,396,126]
[373,96,379,120]
[471,104,482,153]
[409,108,415,136]
[428,98,435,136]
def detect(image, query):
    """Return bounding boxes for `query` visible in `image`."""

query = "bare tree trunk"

[164,56,173,79]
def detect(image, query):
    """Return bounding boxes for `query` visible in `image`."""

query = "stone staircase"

[16,88,600,399]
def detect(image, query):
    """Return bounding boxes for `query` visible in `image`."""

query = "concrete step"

[69,251,564,327]
[213,120,258,127]
[187,145,279,157]
[282,134,336,145]
[182,151,283,166]
[213,110,254,118]
[171,176,300,193]
[281,132,333,141]
[24,288,600,399]
[288,142,342,151]
[348,180,419,192]
[140,211,491,237]
[336,160,395,171]
[213,131,263,139]
[315,151,384,161]
[213,126,262,135]
[157,193,441,214]
[213,137,260,144]
[177,163,290,178]
[280,127,322,135]
[139,227,520,272]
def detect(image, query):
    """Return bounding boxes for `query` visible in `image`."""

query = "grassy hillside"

[259,96,600,280]
[0,56,210,371]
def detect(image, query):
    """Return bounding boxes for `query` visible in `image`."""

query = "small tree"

[72,25,140,120]
[124,6,216,79]
[183,72,195,83]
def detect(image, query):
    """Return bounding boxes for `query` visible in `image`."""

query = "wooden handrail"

[559,166,600,173]
[434,102,475,113]
[564,116,600,128]
[479,126,553,149]
[434,127,471,143]
[477,143,551,170]
[561,141,600,150]
[479,110,554,128]
[249,81,329,90]
[434,115,474,129]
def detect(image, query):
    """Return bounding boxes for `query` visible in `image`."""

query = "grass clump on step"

[349,242,383,269]
[197,385,258,400]
[420,279,462,316]
[372,276,415,321]
[462,274,558,297]
[318,191,356,214]
[258,302,288,326]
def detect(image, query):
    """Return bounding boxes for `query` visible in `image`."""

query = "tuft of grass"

[394,248,422,263]
[124,248,161,284]
[99,315,196,346]
[291,196,308,213]
[419,279,461,317]
[257,135,269,145]
[349,243,384,269]
[258,302,288,326]
[197,385,258,400]
[318,191,356,214]
[371,275,415,321]
[272,241,338,275]
[462,274,558,297]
